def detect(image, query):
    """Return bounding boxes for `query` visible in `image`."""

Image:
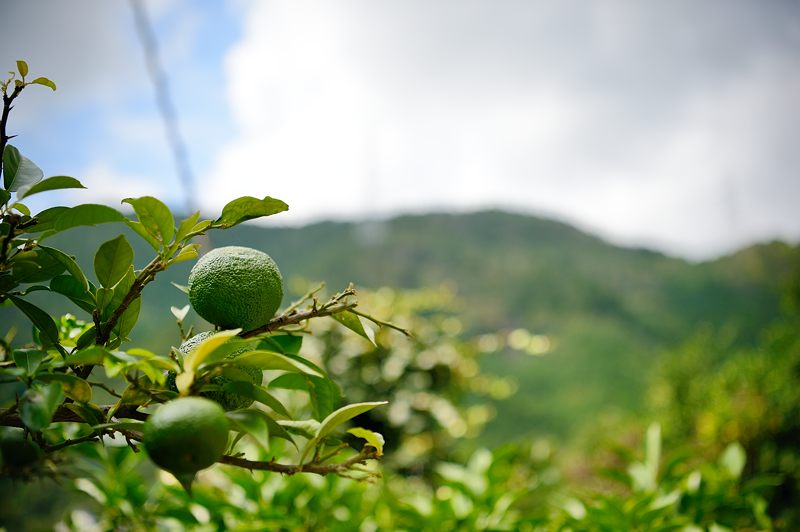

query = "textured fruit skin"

[188,246,283,331]
[143,397,229,475]
[168,332,263,411]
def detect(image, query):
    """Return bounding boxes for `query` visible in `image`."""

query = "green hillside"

[3,209,797,441]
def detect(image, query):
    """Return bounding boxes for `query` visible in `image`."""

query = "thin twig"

[219,446,380,476]
[87,381,122,398]
[44,433,99,454]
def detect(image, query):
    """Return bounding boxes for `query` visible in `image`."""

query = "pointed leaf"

[227,409,295,448]
[66,346,112,366]
[175,211,201,242]
[125,220,161,251]
[331,311,376,345]
[347,427,385,456]
[216,196,288,228]
[183,329,241,373]
[30,77,56,90]
[8,295,60,347]
[40,245,89,291]
[50,275,94,313]
[16,176,85,199]
[94,235,133,288]
[3,145,43,191]
[316,401,388,442]
[122,196,174,243]
[17,60,28,77]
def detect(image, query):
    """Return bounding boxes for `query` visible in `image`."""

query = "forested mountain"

[4,209,798,439]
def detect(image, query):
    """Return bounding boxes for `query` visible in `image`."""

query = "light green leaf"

[183,329,242,373]
[12,349,45,376]
[16,176,85,199]
[13,202,30,215]
[169,243,199,264]
[331,311,376,345]
[216,196,288,228]
[175,211,201,242]
[95,287,114,315]
[122,196,174,243]
[3,145,43,191]
[38,373,92,402]
[17,60,28,77]
[94,235,133,288]
[51,204,126,234]
[26,206,68,234]
[30,77,56,90]
[278,419,321,439]
[125,220,161,251]
[720,442,746,479]
[347,427,385,456]
[66,346,112,366]
[20,382,64,431]
[8,296,60,348]
[316,401,388,442]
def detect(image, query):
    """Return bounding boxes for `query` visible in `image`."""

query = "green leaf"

[258,334,302,355]
[307,375,339,421]
[225,410,271,453]
[216,196,288,228]
[124,220,161,251]
[169,243,199,265]
[13,202,30,215]
[65,403,104,426]
[227,350,323,377]
[66,346,111,366]
[3,145,43,191]
[315,401,388,442]
[12,349,45,376]
[0,189,10,206]
[95,287,114,315]
[39,245,89,292]
[20,382,64,431]
[347,427,385,456]
[16,176,85,199]
[8,296,60,347]
[38,373,92,402]
[122,196,174,243]
[50,276,95,313]
[183,329,241,373]
[175,211,201,242]
[269,373,308,391]
[50,204,126,234]
[221,382,291,418]
[10,248,66,283]
[278,419,321,439]
[94,235,133,288]
[330,311,376,345]
[16,60,28,77]
[26,206,68,233]
[720,442,746,479]
[30,77,56,90]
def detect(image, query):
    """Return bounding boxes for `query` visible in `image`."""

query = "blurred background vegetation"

[2,209,798,530]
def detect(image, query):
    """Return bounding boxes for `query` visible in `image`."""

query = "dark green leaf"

[225,350,322,377]
[95,287,114,316]
[38,373,92,402]
[16,60,28,77]
[64,403,104,426]
[122,196,174,243]
[258,334,303,355]
[9,296,60,347]
[50,204,126,235]
[40,245,89,291]
[225,409,270,453]
[30,77,56,90]
[94,235,133,288]
[3,145,43,191]
[75,326,97,350]
[269,373,307,391]
[222,381,291,418]
[307,375,339,421]
[26,206,68,233]
[12,349,45,376]
[216,196,288,228]
[16,176,85,199]
[10,249,66,283]
[0,189,10,205]
[20,382,64,431]
[227,409,295,448]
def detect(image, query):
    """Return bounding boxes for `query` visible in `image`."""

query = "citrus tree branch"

[1,82,24,178]
[240,284,358,338]
[219,446,380,476]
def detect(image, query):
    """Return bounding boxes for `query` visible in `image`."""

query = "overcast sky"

[2,0,798,259]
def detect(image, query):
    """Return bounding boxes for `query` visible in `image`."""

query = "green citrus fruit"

[188,246,283,331]
[143,397,229,475]
[167,331,263,411]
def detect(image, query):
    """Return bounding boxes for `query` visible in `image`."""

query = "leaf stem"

[219,446,380,476]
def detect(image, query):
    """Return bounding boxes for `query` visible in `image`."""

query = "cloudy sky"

[1,1,798,259]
